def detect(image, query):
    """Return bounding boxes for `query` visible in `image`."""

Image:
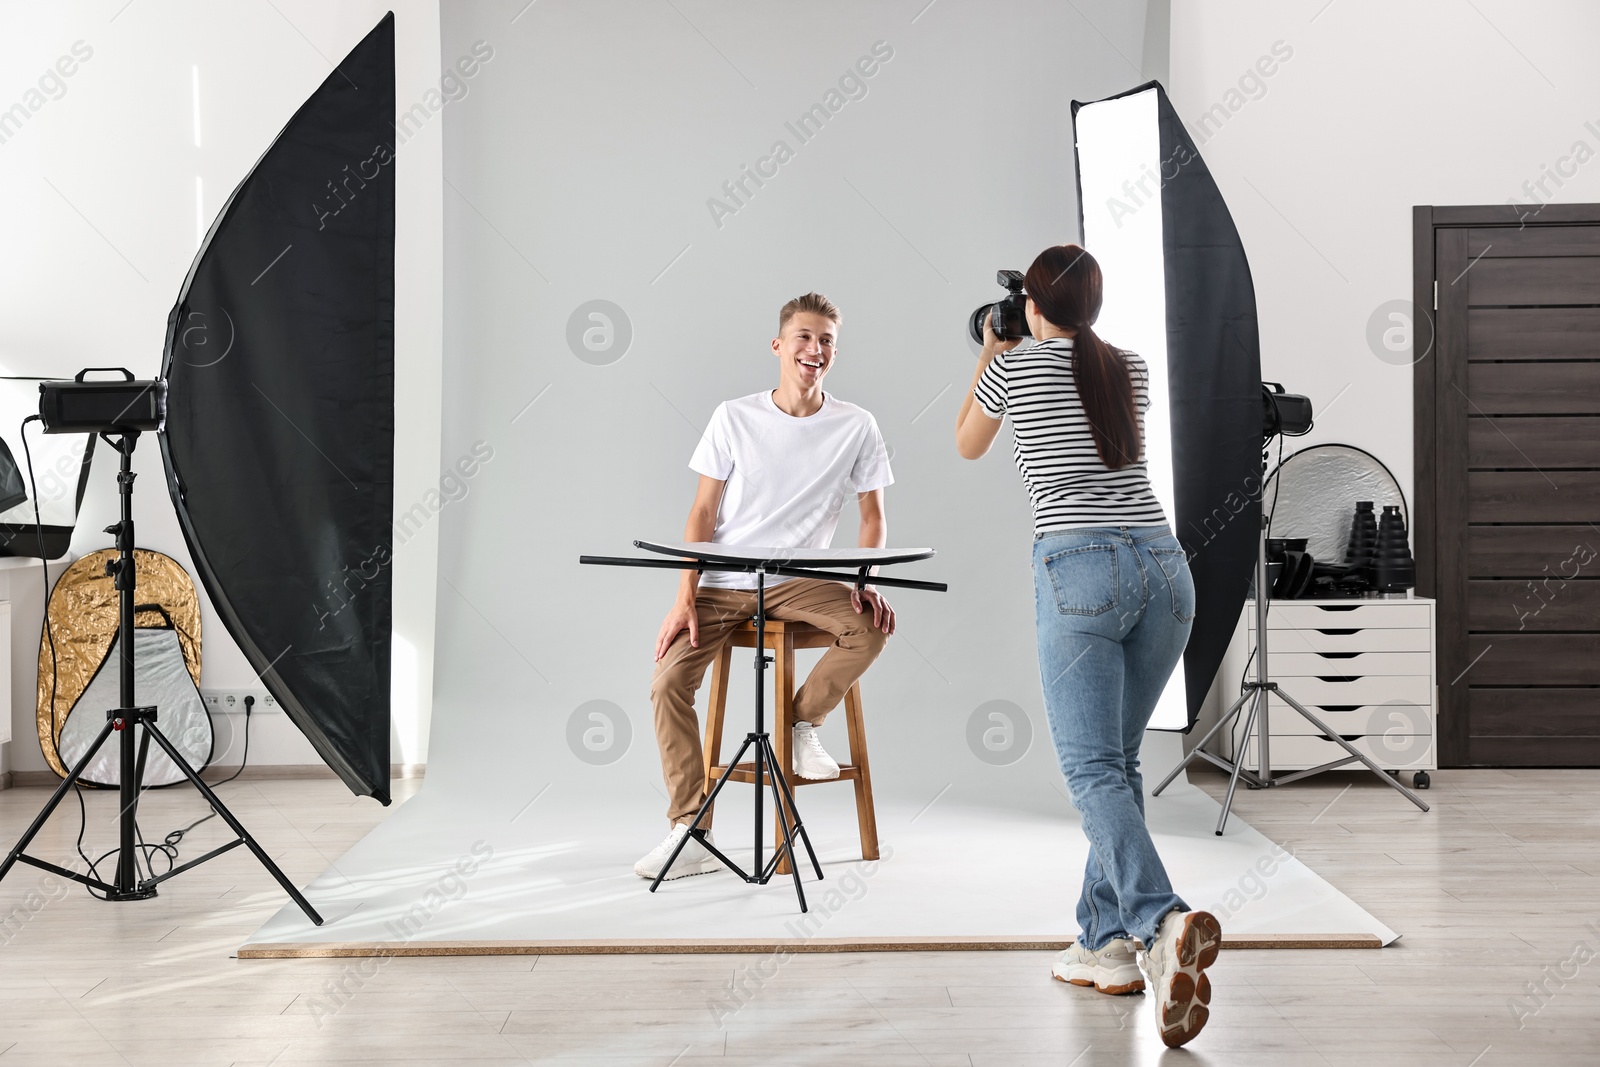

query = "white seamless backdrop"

[241,0,1404,953]
[430,0,1168,813]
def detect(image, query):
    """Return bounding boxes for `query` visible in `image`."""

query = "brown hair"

[1023,244,1141,469]
[778,292,841,335]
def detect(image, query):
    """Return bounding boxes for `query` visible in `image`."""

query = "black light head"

[1262,382,1313,438]
[39,369,166,435]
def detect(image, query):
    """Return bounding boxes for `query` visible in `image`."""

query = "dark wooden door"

[1419,206,1600,766]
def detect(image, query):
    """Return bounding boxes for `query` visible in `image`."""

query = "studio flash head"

[968,269,1034,345]
[1261,381,1312,438]
[39,368,166,435]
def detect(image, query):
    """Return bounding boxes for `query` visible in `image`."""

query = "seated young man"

[636,292,896,880]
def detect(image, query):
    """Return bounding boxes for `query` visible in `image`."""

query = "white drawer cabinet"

[1270,650,1432,677]
[1224,597,1437,788]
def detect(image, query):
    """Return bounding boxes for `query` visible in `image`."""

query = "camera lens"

[969,304,995,346]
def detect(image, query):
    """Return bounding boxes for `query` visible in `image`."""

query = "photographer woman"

[954,244,1220,1049]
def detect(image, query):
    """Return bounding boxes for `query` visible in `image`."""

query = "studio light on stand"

[1072,81,1428,829]
[0,13,399,922]
[1152,385,1431,832]
[0,371,321,919]
[1071,81,1266,733]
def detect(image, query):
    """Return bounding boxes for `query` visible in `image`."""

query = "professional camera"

[968,270,1034,345]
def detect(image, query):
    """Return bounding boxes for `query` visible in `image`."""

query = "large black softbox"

[159,14,396,801]
[1072,82,1263,730]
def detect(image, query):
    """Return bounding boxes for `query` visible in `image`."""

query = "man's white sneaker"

[633,823,724,880]
[1052,937,1145,995]
[791,722,840,780]
[1141,909,1221,1048]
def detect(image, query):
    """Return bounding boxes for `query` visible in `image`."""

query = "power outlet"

[200,689,280,714]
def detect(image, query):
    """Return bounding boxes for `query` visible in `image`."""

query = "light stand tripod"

[580,541,945,912]
[1152,451,1430,835]
[665,563,819,908]
[0,431,323,923]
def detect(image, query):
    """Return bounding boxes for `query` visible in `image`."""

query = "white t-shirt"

[689,390,893,590]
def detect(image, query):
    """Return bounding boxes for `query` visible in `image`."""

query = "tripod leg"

[114,727,157,889]
[133,725,153,794]
[757,737,808,912]
[1215,692,1262,836]
[752,730,766,883]
[0,717,119,886]
[651,735,757,891]
[1152,687,1254,796]
[766,742,822,880]
[1277,692,1430,812]
[138,721,325,925]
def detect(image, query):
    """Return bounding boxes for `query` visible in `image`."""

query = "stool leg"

[701,643,733,828]
[845,682,879,861]
[774,634,798,876]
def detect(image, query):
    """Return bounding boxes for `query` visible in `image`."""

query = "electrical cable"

[22,419,222,896]
[209,695,253,787]
[21,415,108,896]
[159,695,253,856]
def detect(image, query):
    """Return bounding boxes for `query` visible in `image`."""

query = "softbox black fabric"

[0,435,28,517]
[0,411,95,560]
[1073,81,1263,729]
[159,14,395,801]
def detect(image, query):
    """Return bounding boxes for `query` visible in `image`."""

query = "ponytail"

[1070,324,1141,469]
[1022,245,1141,470]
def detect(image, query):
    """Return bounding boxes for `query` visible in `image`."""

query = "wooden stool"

[702,619,879,874]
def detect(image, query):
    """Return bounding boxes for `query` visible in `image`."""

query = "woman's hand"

[983,318,1024,357]
[956,321,1012,460]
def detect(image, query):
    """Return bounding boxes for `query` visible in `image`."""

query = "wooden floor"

[0,767,1590,1065]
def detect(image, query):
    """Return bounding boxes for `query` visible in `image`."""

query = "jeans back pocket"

[1042,543,1118,616]
[1148,547,1196,624]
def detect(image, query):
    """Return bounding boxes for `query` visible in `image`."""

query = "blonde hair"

[778,292,841,335]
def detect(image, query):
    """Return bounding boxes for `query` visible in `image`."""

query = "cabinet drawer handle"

[1317,676,1361,682]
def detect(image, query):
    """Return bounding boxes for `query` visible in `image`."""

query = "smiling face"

[772,310,839,390]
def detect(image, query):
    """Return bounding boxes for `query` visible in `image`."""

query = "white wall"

[1170,0,1600,508]
[0,1,442,781]
[1169,0,1600,735]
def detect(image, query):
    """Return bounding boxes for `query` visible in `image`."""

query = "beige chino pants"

[649,577,889,827]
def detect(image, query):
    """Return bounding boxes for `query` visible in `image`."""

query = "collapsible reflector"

[39,548,208,783]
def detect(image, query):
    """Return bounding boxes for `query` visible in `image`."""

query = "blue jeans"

[1033,524,1195,949]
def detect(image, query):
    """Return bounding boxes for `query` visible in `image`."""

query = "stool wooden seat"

[703,619,878,874]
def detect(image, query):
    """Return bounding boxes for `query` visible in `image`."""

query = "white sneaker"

[791,722,840,780]
[1052,937,1145,994]
[1141,909,1221,1048]
[633,823,724,880]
